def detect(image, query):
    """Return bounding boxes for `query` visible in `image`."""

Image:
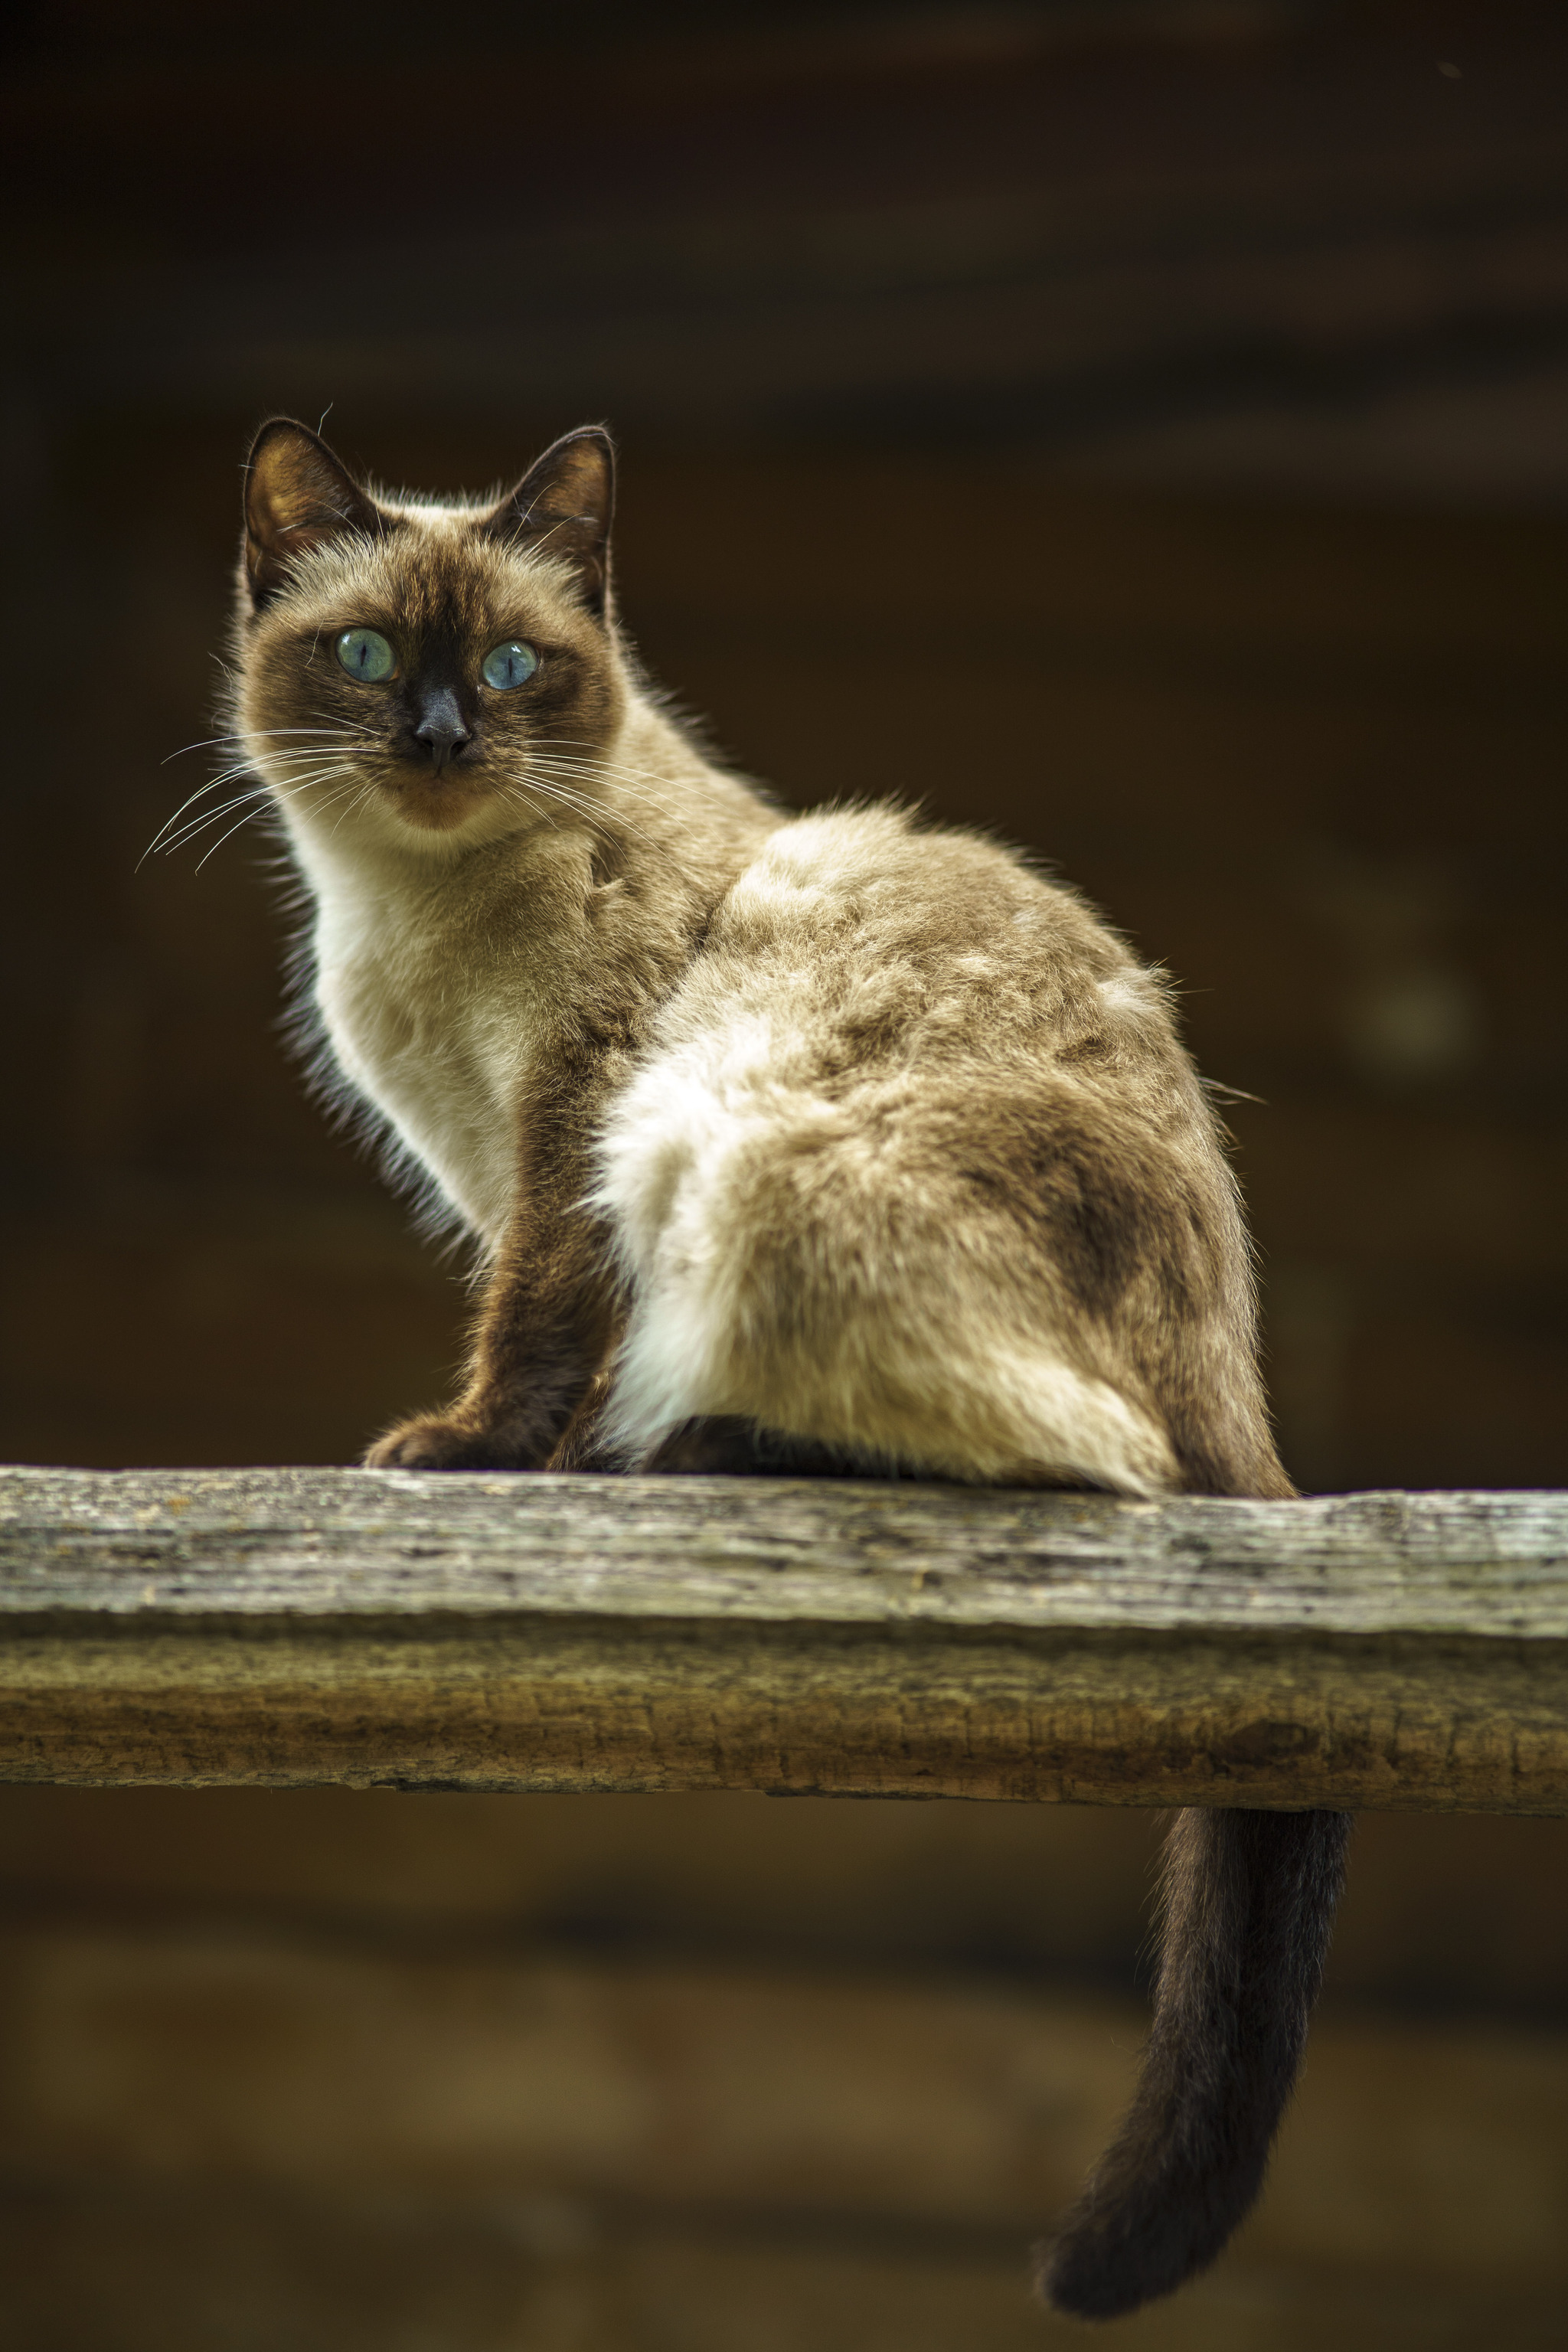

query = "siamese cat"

[224,416,1349,2318]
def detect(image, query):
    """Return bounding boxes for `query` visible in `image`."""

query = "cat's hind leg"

[591,1031,1181,1495]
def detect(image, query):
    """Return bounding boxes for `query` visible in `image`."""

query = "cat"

[227,415,1350,2318]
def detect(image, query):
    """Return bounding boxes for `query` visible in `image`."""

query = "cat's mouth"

[381,769,497,835]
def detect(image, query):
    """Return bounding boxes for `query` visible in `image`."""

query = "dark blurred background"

[2,5,1566,2348]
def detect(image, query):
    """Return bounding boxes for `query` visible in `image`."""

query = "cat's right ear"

[242,420,383,607]
[485,426,616,617]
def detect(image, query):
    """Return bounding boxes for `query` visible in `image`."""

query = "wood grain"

[3,1468,1566,1810]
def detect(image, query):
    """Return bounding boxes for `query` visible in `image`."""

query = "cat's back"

[595,798,1285,1498]
[648,799,1184,1099]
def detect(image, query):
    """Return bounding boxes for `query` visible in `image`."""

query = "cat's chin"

[385,783,496,836]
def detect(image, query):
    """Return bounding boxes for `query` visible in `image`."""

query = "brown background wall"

[3,5,1566,2347]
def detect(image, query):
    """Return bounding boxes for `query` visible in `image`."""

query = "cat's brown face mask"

[235,419,625,841]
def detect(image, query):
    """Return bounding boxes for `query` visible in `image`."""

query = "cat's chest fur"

[305,842,572,1247]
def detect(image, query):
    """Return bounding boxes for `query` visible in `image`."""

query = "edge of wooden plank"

[5,1468,1568,1638]
[2,1468,1566,1811]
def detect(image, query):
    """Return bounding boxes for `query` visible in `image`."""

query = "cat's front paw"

[364,1414,534,1472]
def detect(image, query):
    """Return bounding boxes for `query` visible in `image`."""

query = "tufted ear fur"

[242,418,384,606]
[485,426,616,617]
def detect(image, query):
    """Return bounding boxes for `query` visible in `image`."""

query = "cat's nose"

[413,688,472,774]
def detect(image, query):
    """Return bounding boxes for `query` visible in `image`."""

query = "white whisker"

[160,768,355,859]
[149,767,332,853]
[162,725,374,766]
[192,772,367,871]
[529,736,737,812]
[142,741,378,864]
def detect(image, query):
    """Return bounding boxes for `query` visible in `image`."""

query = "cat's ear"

[242,419,384,606]
[485,426,616,617]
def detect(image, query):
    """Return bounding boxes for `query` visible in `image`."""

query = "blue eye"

[335,628,396,683]
[482,640,539,691]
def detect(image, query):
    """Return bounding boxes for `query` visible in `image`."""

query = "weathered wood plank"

[3,1468,1566,1811]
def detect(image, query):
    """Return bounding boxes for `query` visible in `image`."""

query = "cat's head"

[231,419,626,848]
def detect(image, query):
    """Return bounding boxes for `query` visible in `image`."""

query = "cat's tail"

[1037,1806,1351,2320]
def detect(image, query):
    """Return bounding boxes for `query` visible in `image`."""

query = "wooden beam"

[3,1468,1566,1811]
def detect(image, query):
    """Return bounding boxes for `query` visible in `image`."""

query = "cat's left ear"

[485,426,616,618]
[243,418,384,606]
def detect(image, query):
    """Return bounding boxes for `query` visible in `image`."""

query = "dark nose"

[413,687,472,774]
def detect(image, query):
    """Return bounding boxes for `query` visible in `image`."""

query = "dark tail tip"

[1036,1808,1352,2321]
[1037,2217,1221,2322]
[1035,2147,1272,2320]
